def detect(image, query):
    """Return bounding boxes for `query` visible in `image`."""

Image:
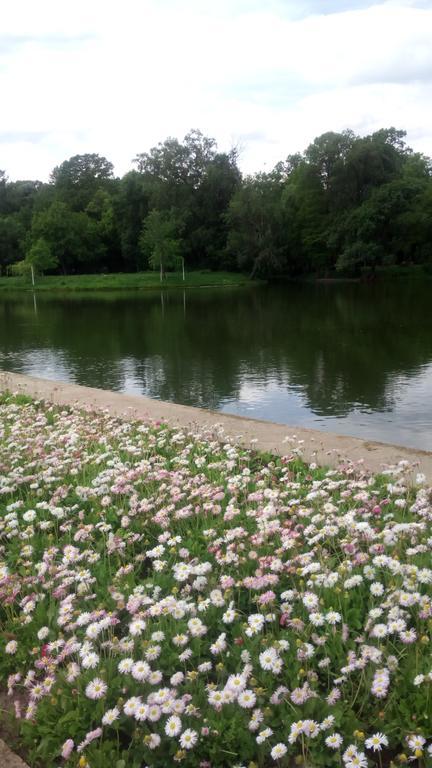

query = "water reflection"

[0,282,431,449]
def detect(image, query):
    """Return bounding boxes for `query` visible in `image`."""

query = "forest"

[1,126,431,279]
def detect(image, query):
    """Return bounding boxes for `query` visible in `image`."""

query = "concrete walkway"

[0,740,28,768]
[0,370,430,767]
[1,370,431,482]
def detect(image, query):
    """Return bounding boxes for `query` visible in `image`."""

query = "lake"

[1,281,431,449]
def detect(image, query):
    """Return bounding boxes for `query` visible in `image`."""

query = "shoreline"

[0,271,258,293]
[1,370,431,482]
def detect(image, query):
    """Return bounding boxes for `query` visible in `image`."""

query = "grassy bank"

[275,265,432,284]
[0,271,256,292]
[1,395,431,767]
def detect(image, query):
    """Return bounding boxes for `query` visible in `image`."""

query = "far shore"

[0,270,259,292]
[1,264,430,293]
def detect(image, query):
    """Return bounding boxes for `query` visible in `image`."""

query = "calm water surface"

[1,282,431,449]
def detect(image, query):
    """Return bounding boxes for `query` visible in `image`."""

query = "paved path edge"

[1,371,431,482]
[0,739,29,768]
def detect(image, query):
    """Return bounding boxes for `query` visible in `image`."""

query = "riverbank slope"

[1,371,431,482]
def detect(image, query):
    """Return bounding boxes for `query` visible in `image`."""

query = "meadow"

[0,394,431,767]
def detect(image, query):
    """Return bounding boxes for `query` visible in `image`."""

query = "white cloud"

[1,0,432,180]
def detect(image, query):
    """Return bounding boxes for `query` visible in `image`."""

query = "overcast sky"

[1,0,432,180]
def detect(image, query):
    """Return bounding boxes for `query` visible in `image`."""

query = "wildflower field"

[0,394,431,768]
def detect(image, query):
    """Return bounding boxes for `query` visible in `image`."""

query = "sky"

[1,0,432,180]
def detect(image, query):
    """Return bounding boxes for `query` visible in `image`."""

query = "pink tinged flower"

[180,728,198,750]
[400,628,417,644]
[102,707,120,726]
[325,733,343,749]
[365,733,389,752]
[85,677,107,700]
[345,753,368,768]
[118,658,134,674]
[270,686,288,705]
[81,652,99,669]
[226,674,246,693]
[271,743,288,760]
[5,640,17,654]
[134,703,148,722]
[61,739,74,759]
[124,696,141,716]
[326,687,341,705]
[131,660,150,681]
[371,668,390,699]
[290,686,307,705]
[326,610,341,625]
[165,715,182,737]
[129,618,146,636]
[66,662,80,682]
[238,689,257,709]
[259,647,278,671]
[148,670,163,685]
[258,590,276,605]
[257,727,273,744]
[170,671,184,686]
[302,719,320,738]
[148,733,161,749]
[77,728,102,753]
[147,704,161,722]
[407,735,426,751]
[220,575,234,588]
[25,702,36,720]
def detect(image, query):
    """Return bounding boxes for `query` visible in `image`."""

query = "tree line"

[1,126,431,279]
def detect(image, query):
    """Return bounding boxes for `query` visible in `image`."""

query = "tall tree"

[51,153,114,211]
[226,171,293,277]
[115,171,151,271]
[139,209,183,279]
[31,201,104,274]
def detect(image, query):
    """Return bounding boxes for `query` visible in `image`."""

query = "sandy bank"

[1,370,431,483]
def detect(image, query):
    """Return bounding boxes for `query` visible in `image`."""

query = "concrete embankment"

[0,740,29,768]
[1,370,431,483]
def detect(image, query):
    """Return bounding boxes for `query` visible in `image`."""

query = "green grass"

[0,270,258,292]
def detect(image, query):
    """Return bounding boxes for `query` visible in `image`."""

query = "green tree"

[85,189,120,270]
[304,130,356,191]
[115,171,151,271]
[31,201,104,274]
[134,131,240,270]
[333,175,429,273]
[187,150,241,269]
[226,171,293,277]
[0,216,24,274]
[139,210,183,280]
[14,238,59,284]
[282,162,330,273]
[27,238,57,271]
[51,154,115,211]
[134,129,217,188]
